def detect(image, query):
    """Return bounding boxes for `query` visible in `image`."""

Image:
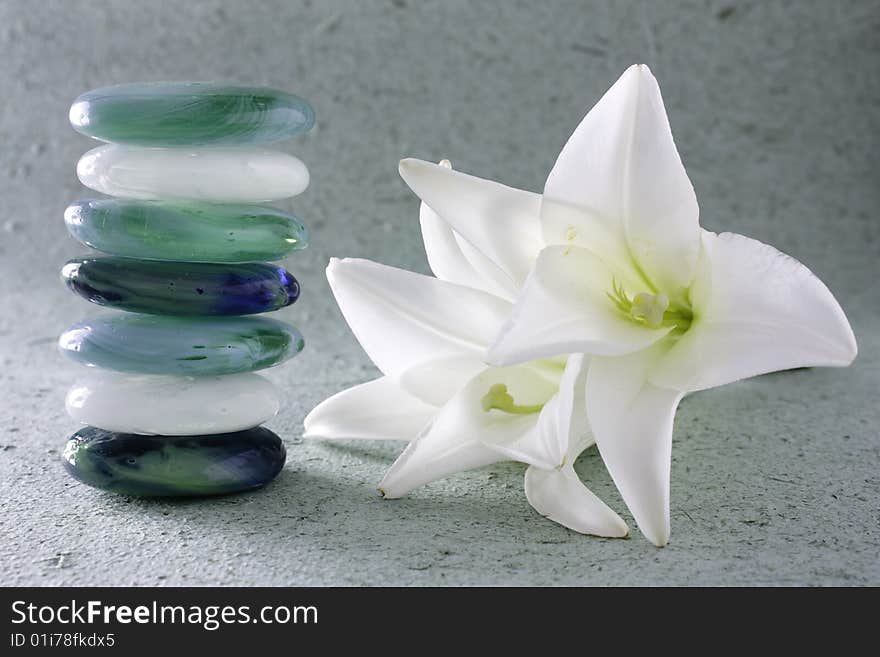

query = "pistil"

[607,278,692,331]
[481,383,544,415]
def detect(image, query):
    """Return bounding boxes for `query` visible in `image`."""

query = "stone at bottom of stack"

[63,426,286,497]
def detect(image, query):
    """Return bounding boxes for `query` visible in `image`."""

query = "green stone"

[69,82,314,146]
[58,314,304,376]
[65,199,308,263]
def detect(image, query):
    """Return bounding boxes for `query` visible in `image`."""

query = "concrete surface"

[0,0,877,586]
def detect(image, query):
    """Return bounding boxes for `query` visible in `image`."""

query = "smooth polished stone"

[65,199,309,263]
[59,314,304,376]
[66,372,280,435]
[62,426,286,497]
[61,257,299,315]
[69,82,314,146]
[77,144,309,202]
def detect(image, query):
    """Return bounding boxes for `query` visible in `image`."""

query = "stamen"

[606,278,631,314]
[481,383,544,415]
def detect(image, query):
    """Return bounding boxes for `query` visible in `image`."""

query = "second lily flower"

[305,160,628,538]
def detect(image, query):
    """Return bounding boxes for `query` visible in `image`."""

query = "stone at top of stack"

[59,82,315,497]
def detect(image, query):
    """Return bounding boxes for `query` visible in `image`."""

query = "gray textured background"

[0,0,877,586]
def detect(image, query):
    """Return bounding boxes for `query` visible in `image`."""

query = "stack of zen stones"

[58,83,313,497]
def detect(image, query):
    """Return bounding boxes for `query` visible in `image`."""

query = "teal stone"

[65,199,309,263]
[69,82,314,146]
[61,257,299,316]
[58,314,304,376]
[62,426,286,497]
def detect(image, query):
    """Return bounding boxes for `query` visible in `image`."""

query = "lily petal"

[532,353,592,469]
[487,245,671,366]
[399,158,543,288]
[419,189,517,300]
[543,64,700,293]
[397,355,499,407]
[327,258,511,404]
[303,376,436,440]
[651,231,858,392]
[524,465,628,538]
[379,365,557,497]
[453,231,521,302]
[586,344,683,546]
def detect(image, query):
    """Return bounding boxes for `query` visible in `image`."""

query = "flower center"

[607,279,692,331]
[481,383,544,415]
[631,291,669,328]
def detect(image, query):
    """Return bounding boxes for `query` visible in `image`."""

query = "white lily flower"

[304,162,628,538]
[474,64,855,545]
[398,66,857,546]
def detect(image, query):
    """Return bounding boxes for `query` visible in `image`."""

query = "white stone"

[65,372,281,435]
[76,144,309,202]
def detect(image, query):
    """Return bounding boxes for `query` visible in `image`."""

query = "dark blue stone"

[61,257,299,316]
[62,426,286,497]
